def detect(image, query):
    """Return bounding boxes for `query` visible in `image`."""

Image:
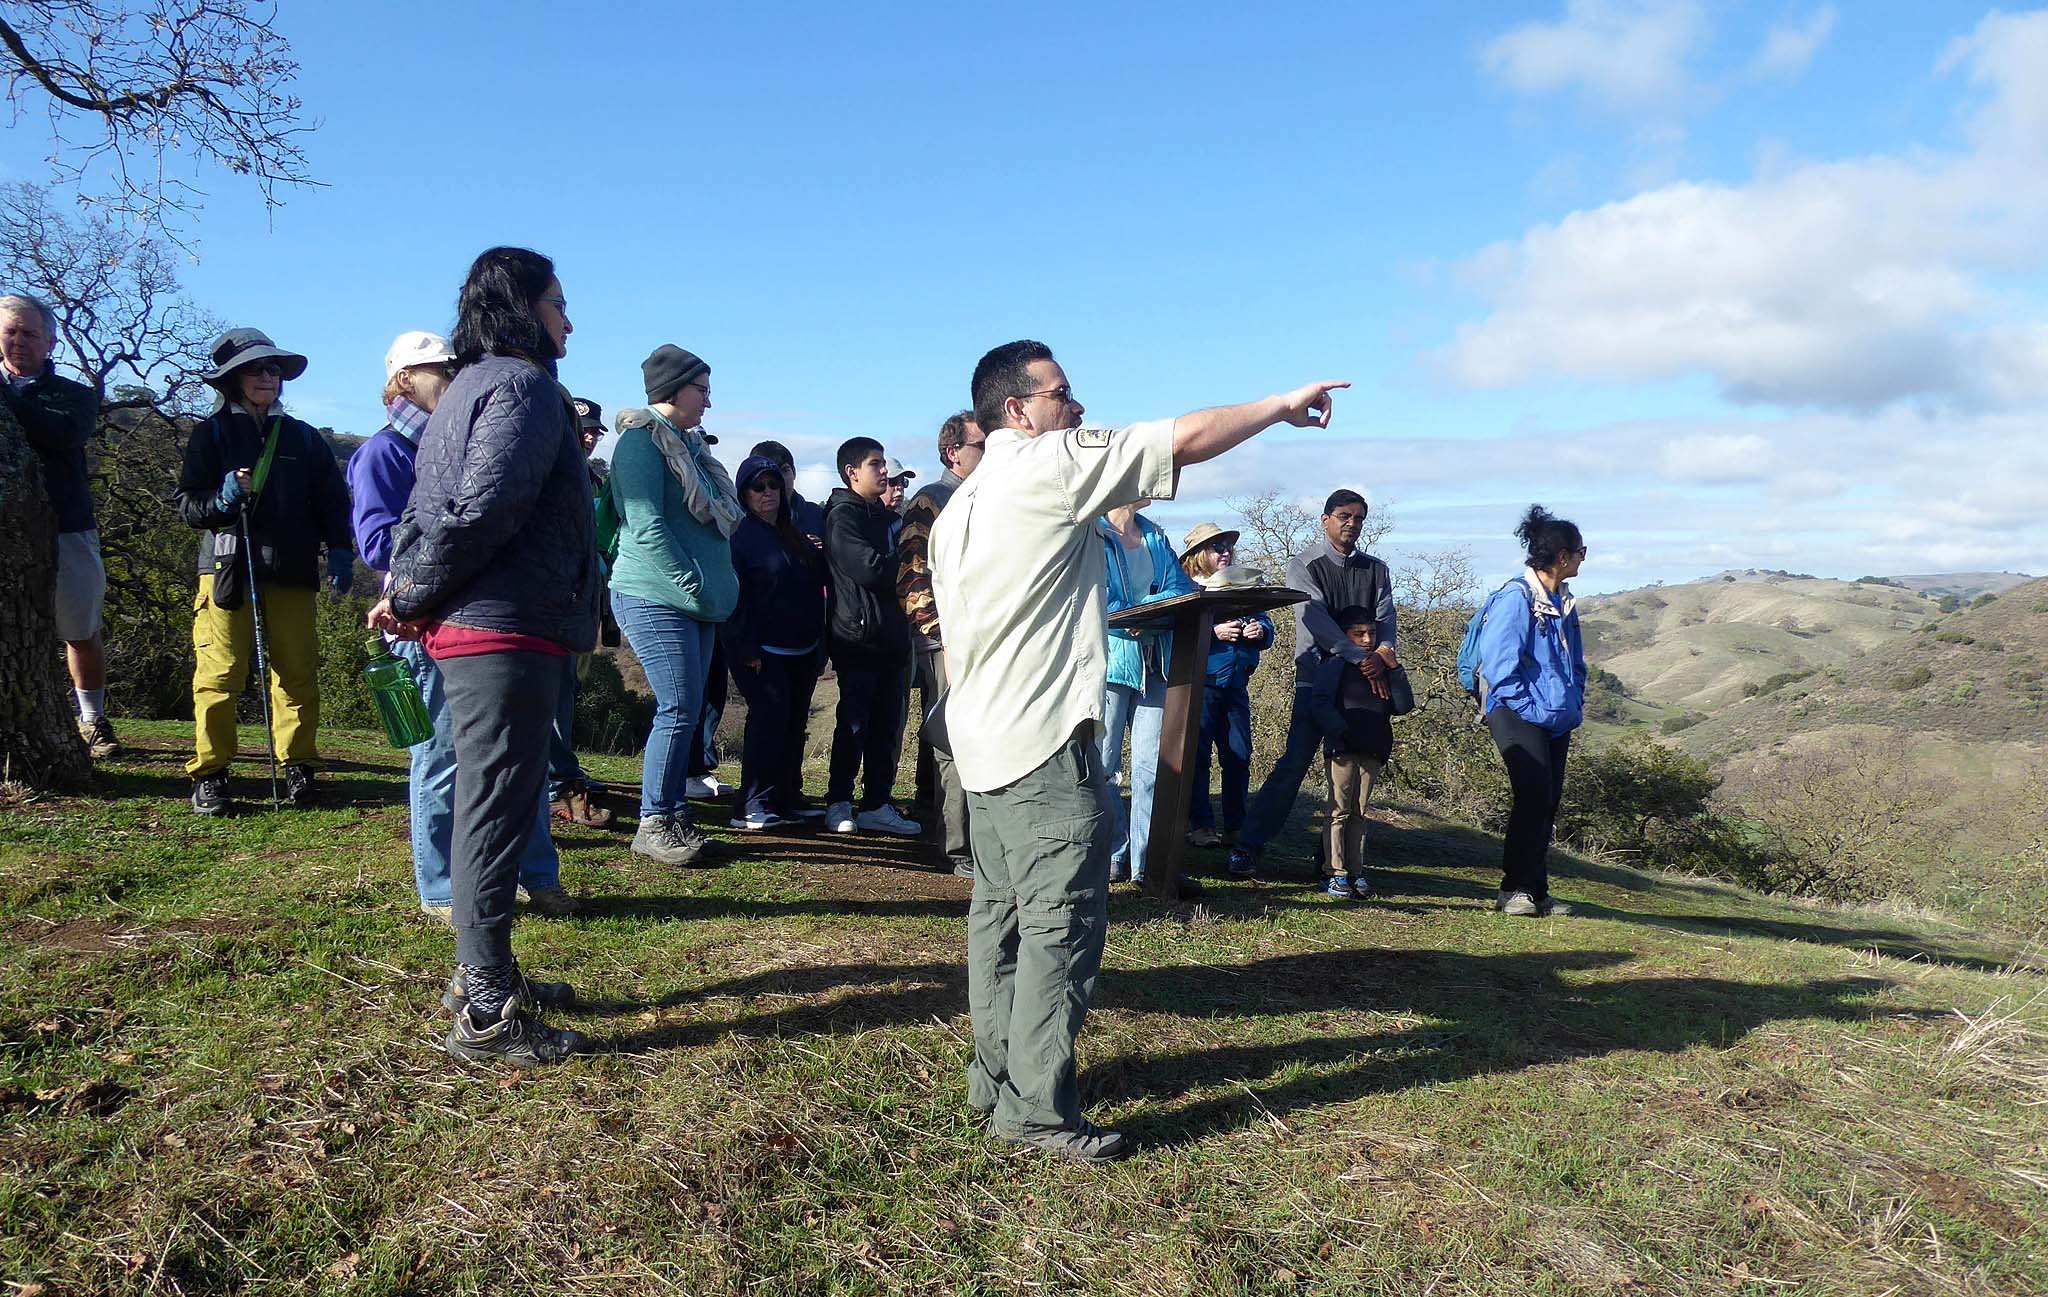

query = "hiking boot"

[730,810,793,832]
[517,884,581,917]
[551,783,613,828]
[441,967,577,1016]
[1325,876,1356,899]
[994,1117,1131,1162]
[631,813,710,866]
[1187,826,1221,848]
[77,715,122,759]
[857,803,922,837]
[1537,897,1575,917]
[1106,862,1131,885]
[826,801,857,834]
[1226,845,1261,879]
[282,763,316,806]
[685,774,732,799]
[191,772,230,816]
[419,900,453,926]
[442,993,586,1067]
[1496,890,1539,917]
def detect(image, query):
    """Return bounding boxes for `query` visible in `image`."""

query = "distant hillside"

[1579,573,1931,714]
[1887,571,2036,601]
[1665,575,2048,761]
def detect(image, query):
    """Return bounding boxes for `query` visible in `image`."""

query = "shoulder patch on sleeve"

[1075,426,1112,449]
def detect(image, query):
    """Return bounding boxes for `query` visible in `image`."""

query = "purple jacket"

[346,425,417,573]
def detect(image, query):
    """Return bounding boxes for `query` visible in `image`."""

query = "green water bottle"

[363,637,434,748]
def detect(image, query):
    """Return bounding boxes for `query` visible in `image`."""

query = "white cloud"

[1481,0,1708,114]
[1657,432,1773,482]
[1751,7,1836,81]
[1444,9,2048,412]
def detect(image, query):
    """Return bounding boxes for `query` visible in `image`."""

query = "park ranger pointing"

[929,340,1346,1160]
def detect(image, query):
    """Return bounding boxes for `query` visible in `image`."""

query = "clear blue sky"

[6,2,2043,594]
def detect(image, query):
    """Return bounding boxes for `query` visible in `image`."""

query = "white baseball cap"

[384,330,456,380]
[884,456,916,482]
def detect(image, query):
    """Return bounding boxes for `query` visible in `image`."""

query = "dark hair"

[971,340,1053,434]
[937,409,975,465]
[1516,504,1583,570]
[1324,489,1367,517]
[739,461,821,572]
[750,439,795,471]
[1335,604,1376,631]
[451,246,559,375]
[836,435,884,484]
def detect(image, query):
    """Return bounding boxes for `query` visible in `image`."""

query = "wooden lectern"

[1108,585,1306,900]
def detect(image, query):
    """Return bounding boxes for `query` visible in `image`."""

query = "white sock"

[76,688,106,722]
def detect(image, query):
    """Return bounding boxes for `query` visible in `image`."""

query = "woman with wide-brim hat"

[1177,522,1273,849]
[173,328,355,817]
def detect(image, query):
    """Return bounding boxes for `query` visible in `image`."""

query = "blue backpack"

[1456,580,1532,704]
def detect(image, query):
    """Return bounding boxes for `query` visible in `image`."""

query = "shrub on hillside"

[574,653,655,755]
[1717,745,1951,903]
[1890,664,1934,691]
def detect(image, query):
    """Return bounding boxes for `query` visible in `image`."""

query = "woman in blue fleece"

[1474,504,1588,918]
[1097,501,1199,887]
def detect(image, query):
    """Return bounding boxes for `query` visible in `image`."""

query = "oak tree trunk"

[0,402,92,791]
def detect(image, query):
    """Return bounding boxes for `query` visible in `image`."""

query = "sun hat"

[382,330,455,380]
[1178,522,1241,562]
[204,327,308,387]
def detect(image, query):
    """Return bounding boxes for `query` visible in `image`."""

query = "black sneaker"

[441,967,577,1016]
[1226,845,1261,879]
[281,763,316,806]
[191,772,230,816]
[443,993,587,1067]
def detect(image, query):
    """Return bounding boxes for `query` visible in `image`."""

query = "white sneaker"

[827,801,857,833]
[856,803,922,837]
[686,775,732,799]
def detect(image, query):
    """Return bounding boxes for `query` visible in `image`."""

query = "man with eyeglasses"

[928,340,1345,1161]
[895,409,986,876]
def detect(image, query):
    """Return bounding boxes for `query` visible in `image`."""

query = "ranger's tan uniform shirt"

[929,419,1178,792]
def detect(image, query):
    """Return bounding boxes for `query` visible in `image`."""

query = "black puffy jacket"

[175,406,352,590]
[823,486,910,665]
[386,353,599,652]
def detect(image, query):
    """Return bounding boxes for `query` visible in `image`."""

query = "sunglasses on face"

[244,361,285,378]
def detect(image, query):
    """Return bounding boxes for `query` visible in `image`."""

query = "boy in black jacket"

[1311,606,1396,900]
[823,437,921,837]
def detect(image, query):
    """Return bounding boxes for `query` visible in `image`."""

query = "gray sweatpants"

[440,649,561,967]
[964,731,1115,1135]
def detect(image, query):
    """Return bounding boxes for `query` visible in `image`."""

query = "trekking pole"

[240,509,280,809]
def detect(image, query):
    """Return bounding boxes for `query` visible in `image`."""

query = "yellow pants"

[186,573,321,777]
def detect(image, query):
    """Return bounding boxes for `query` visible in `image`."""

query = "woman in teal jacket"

[608,345,741,867]
[1097,501,1199,886]
[1474,504,1587,918]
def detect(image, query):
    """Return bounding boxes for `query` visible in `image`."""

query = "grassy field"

[4,720,2045,1295]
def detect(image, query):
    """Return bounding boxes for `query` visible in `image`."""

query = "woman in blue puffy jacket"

[1176,523,1272,848]
[1097,501,1199,887]
[1474,504,1588,918]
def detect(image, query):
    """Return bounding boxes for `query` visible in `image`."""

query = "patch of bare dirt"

[786,855,972,903]
[14,915,262,953]
[1905,1164,2034,1240]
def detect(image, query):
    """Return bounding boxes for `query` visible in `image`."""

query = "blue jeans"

[546,653,590,801]
[611,590,714,819]
[1100,676,1164,880]
[1239,683,1320,852]
[1190,683,1253,833]
[395,637,558,907]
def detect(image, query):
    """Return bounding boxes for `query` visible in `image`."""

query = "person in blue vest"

[1175,523,1272,848]
[1097,500,1200,889]
[1474,504,1588,918]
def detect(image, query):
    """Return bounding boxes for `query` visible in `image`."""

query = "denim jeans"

[546,652,588,801]
[611,589,716,819]
[1239,684,1321,853]
[1099,675,1164,880]
[826,656,909,809]
[1190,683,1253,833]
[693,639,728,777]
[395,637,558,907]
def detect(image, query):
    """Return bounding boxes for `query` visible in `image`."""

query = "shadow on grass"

[593,946,1913,1149]
[575,894,962,927]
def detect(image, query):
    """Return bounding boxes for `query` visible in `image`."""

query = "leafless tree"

[0,180,221,410]
[0,0,313,226]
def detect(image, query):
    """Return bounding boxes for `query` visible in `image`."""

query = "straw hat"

[1178,522,1241,562]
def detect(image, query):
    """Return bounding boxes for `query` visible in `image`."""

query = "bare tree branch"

[0,1,314,227]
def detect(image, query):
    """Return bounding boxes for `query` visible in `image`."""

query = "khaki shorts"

[54,529,106,642]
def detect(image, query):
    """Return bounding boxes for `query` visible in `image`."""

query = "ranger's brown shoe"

[550,782,613,828]
[78,716,122,759]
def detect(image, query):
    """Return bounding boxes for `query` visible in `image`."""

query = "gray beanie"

[642,344,708,403]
